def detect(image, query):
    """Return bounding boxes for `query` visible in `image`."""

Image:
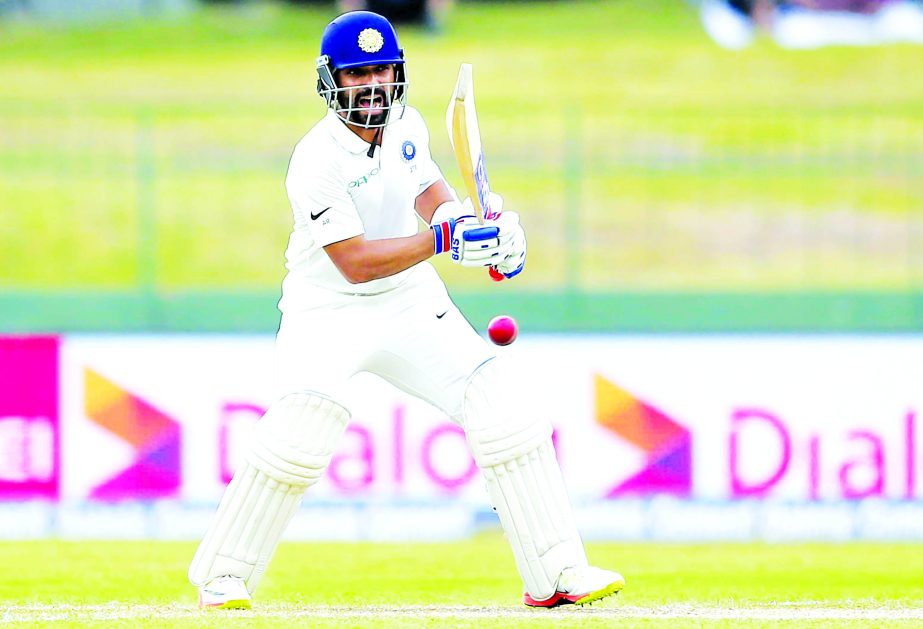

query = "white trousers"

[275,263,495,422]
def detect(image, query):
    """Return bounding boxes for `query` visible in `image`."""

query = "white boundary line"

[3,603,923,622]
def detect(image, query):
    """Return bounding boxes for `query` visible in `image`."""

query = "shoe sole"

[201,599,252,610]
[573,579,625,606]
[523,578,625,608]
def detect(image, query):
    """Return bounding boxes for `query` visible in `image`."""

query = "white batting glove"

[492,213,527,279]
[430,199,464,226]
[460,194,526,279]
[431,215,512,266]
[452,215,514,267]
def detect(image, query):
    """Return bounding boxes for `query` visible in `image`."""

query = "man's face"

[336,64,396,127]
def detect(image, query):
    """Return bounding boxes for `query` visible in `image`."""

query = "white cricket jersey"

[279,106,444,310]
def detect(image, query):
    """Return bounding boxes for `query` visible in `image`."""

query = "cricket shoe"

[198,575,252,610]
[523,566,625,608]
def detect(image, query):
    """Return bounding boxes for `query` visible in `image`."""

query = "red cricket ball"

[487,315,519,346]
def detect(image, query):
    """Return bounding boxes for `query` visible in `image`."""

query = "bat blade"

[446,63,494,224]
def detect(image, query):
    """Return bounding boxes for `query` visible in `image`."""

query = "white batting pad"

[188,392,349,593]
[464,359,588,601]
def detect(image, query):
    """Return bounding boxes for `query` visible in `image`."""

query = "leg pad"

[188,393,349,593]
[464,359,588,601]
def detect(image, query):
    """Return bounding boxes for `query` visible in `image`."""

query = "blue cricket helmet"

[316,11,409,127]
[319,11,404,70]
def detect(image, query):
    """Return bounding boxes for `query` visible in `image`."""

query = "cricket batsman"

[188,10,624,609]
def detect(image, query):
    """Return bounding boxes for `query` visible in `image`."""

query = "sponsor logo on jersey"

[310,207,332,221]
[349,167,380,189]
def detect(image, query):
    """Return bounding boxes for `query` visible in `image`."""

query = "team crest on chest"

[357,28,384,53]
[401,140,416,161]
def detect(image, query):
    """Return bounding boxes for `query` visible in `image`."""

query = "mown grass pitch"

[2,536,922,627]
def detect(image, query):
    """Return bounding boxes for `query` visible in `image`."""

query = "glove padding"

[460,194,526,279]
[450,215,514,267]
[492,212,526,279]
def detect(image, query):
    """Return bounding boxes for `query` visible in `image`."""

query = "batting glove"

[432,215,512,266]
[490,212,526,279]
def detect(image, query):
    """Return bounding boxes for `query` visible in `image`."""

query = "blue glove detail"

[449,215,507,267]
[463,226,501,243]
[500,260,524,279]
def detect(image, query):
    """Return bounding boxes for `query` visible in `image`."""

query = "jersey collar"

[324,109,379,155]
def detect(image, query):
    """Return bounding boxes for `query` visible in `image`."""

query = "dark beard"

[347,108,388,127]
[338,87,392,127]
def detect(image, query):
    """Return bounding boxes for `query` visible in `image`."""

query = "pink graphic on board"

[84,368,181,500]
[595,374,692,497]
[0,336,61,499]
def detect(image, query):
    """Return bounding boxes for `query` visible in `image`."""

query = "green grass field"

[2,538,922,627]
[2,0,922,296]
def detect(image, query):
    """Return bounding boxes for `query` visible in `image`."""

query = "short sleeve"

[400,107,445,196]
[415,140,445,196]
[286,148,364,247]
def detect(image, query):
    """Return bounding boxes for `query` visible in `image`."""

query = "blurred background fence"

[2,0,922,333]
[3,0,923,544]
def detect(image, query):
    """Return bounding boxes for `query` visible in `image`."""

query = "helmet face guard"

[317,57,407,129]
[316,11,409,129]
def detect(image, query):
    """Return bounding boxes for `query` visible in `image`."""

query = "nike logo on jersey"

[436,311,448,319]
[311,207,332,220]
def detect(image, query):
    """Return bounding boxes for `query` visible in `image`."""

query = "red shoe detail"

[523,579,624,608]
[523,591,580,607]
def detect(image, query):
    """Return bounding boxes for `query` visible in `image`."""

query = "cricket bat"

[446,63,504,280]
[446,63,498,223]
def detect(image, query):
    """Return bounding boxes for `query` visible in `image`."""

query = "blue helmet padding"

[320,11,405,71]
